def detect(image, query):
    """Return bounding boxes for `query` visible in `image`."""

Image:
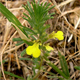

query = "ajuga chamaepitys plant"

[0,0,71,80]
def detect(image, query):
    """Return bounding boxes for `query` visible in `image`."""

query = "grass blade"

[74,66,80,70]
[4,71,25,80]
[0,3,30,41]
[58,52,70,77]
[47,62,69,79]
[0,3,21,27]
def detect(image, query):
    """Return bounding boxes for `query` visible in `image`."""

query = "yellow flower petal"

[45,45,54,51]
[26,46,33,55]
[26,42,41,58]
[54,31,64,40]
[32,48,41,58]
[44,43,54,51]
[49,31,64,40]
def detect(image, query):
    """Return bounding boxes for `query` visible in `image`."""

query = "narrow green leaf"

[44,57,69,79]
[22,26,37,36]
[0,3,30,41]
[44,3,51,10]
[20,49,26,57]
[27,1,33,12]
[47,62,69,79]
[48,5,55,11]
[27,76,32,80]
[74,66,80,70]
[0,60,8,65]
[22,17,30,22]
[43,2,47,8]
[23,40,33,45]
[25,5,33,17]
[21,28,29,38]
[46,76,64,80]
[23,4,31,15]
[49,12,55,16]
[46,71,56,75]
[50,16,54,19]
[15,41,24,46]
[58,52,70,77]
[12,38,22,41]
[30,35,37,40]
[23,13,31,19]
[41,25,50,32]
[0,3,21,27]
[4,71,25,80]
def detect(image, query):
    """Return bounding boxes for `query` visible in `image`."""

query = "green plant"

[0,0,71,80]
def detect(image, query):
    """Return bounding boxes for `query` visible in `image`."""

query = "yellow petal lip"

[45,45,54,51]
[55,31,64,40]
[32,48,41,58]
[44,43,54,51]
[26,46,33,55]
[26,42,41,58]
[49,31,64,40]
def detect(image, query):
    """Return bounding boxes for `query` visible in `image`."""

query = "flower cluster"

[26,31,64,58]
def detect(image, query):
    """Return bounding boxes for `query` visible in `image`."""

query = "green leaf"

[22,26,37,36]
[0,3,21,28]
[32,67,36,77]
[15,41,24,46]
[46,76,64,80]
[58,52,70,77]
[30,35,36,40]
[74,66,80,70]
[27,1,33,12]
[0,3,30,41]
[4,71,25,80]
[23,13,31,19]
[47,62,69,79]
[44,3,51,10]
[48,5,55,11]
[40,25,50,32]
[23,1,55,36]
[44,57,69,79]
[12,38,22,41]
[20,49,26,57]
[27,76,32,80]
[0,60,7,65]
[23,39,33,45]
[49,12,55,16]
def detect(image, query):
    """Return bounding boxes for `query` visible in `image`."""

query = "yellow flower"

[49,31,64,40]
[26,40,54,58]
[26,43,41,58]
[45,43,54,51]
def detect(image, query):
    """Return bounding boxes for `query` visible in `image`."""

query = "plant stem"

[33,57,43,80]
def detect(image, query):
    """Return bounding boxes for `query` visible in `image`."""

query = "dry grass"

[0,0,80,80]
